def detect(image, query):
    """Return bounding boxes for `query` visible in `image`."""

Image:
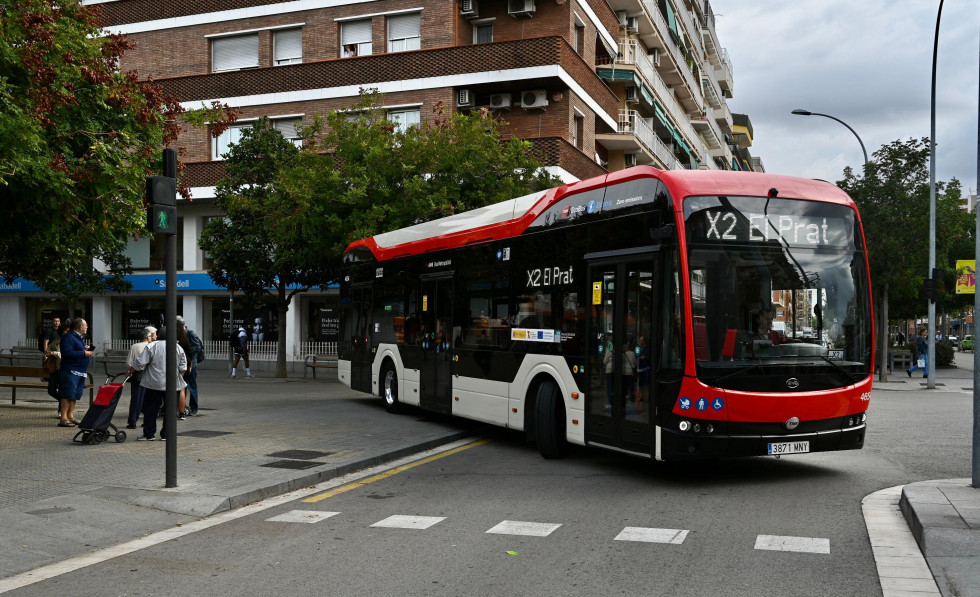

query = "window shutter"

[274,29,302,63]
[475,24,493,44]
[388,14,420,41]
[272,118,300,140]
[342,20,372,44]
[212,34,259,71]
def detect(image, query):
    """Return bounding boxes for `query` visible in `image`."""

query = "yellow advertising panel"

[956,260,976,294]
[592,282,602,305]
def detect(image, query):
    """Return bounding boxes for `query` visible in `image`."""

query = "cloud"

[712,0,979,193]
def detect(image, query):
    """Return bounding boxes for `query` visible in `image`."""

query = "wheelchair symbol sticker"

[712,398,724,411]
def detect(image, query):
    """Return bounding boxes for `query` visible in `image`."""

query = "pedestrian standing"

[58,318,93,427]
[231,326,253,378]
[128,334,187,441]
[125,326,156,429]
[175,322,192,419]
[176,315,204,415]
[39,316,61,358]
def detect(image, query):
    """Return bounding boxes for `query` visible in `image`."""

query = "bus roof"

[344,166,856,262]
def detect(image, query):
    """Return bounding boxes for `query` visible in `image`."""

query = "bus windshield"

[684,195,872,391]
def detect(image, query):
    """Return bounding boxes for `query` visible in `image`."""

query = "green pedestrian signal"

[146,175,177,235]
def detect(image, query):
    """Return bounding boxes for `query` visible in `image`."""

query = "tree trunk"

[276,296,289,378]
[878,283,889,382]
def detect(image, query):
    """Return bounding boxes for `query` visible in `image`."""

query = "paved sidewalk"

[0,369,478,579]
[874,360,980,596]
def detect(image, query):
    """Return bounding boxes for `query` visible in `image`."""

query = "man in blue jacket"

[58,318,93,427]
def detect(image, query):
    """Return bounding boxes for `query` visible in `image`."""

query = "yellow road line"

[302,439,491,503]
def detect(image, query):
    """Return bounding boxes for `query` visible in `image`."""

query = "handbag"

[917,357,926,368]
[43,354,58,375]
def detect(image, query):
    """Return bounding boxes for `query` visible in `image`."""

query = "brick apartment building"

[0,0,762,369]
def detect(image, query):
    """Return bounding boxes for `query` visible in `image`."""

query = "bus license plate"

[768,441,810,455]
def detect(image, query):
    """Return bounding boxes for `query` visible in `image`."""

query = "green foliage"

[936,340,954,367]
[278,92,563,279]
[0,0,189,296]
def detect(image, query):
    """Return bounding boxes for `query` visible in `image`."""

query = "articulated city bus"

[339,166,873,460]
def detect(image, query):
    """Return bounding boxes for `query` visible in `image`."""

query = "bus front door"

[348,285,374,393]
[586,260,655,454]
[419,277,453,413]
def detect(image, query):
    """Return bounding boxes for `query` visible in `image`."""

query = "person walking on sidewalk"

[128,334,187,441]
[907,328,929,378]
[176,315,204,415]
[125,326,156,429]
[58,318,93,427]
[231,325,253,378]
[39,317,61,358]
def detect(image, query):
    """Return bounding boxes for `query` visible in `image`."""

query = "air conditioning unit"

[460,0,479,18]
[650,47,661,67]
[520,89,548,109]
[489,93,512,109]
[625,153,637,167]
[508,0,535,17]
[625,86,639,104]
[625,17,638,33]
[457,89,474,108]
[616,11,628,27]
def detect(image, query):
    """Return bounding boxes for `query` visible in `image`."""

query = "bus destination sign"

[696,209,849,247]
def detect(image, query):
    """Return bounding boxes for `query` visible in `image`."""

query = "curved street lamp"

[791,109,869,165]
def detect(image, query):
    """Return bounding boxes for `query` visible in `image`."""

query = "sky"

[712,0,979,196]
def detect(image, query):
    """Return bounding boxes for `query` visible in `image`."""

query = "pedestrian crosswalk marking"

[614,527,688,544]
[266,510,339,524]
[371,515,445,530]
[754,534,830,554]
[485,520,562,537]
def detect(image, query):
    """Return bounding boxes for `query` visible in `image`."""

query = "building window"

[387,108,420,133]
[474,22,493,44]
[212,33,259,72]
[341,19,372,57]
[212,118,302,160]
[387,13,420,52]
[573,114,584,149]
[272,118,303,147]
[575,24,585,54]
[274,28,302,65]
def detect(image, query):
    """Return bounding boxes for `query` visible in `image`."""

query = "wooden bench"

[889,349,913,373]
[0,346,41,366]
[97,349,130,377]
[0,365,94,406]
[304,354,338,379]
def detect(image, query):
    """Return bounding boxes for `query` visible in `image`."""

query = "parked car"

[962,335,973,351]
[949,335,959,347]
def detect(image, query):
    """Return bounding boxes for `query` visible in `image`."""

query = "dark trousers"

[127,382,146,426]
[186,366,199,411]
[141,388,166,440]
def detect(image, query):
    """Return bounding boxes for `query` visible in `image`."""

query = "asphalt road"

[6,363,974,597]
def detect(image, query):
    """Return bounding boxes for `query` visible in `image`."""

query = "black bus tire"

[381,363,403,413]
[535,380,568,459]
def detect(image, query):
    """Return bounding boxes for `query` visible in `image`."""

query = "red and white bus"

[339,166,873,460]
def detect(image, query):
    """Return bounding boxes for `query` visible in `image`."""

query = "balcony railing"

[618,110,682,170]
[641,0,705,108]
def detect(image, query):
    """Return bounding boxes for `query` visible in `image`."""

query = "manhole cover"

[175,430,235,438]
[261,460,323,470]
[267,450,333,460]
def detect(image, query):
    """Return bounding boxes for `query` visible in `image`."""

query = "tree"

[279,92,563,278]
[839,137,969,378]
[199,117,331,378]
[0,1,236,299]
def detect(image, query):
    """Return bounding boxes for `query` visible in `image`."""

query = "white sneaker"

[246,373,254,378]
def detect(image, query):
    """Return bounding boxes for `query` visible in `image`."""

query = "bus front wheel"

[381,364,403,413]
[535,381,568,459]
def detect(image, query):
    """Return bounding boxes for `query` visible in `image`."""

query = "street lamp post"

[791,109,869,165]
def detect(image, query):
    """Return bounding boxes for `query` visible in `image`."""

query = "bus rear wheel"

[381,364,403,413]
[535,381,568,459]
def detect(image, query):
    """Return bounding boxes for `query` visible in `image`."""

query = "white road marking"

[266,510,340,524]
[754,534,830,554]
[485,520,562,537]
[615,527,689,544]
[371,515,445,530]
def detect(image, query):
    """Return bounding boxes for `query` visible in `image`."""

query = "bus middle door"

[348,284,374,393]
[586,257,656,455]
[419,277,453,414]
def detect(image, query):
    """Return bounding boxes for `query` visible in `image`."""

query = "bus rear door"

[348,284,374,393]
[419,276,453,413]
[586,256,657,455]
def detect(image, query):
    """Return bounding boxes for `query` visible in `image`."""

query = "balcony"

[641,0,705,111]
[690,111,723,151]
[599,109,683,170]
[715,47,734,96]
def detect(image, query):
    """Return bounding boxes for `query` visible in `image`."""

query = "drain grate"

[175,430,235,438]
[27,507,75,516]
[261,459,323,470]
[266,450,333,460]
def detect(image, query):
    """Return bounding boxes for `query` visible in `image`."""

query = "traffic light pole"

[163,149,178,488]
